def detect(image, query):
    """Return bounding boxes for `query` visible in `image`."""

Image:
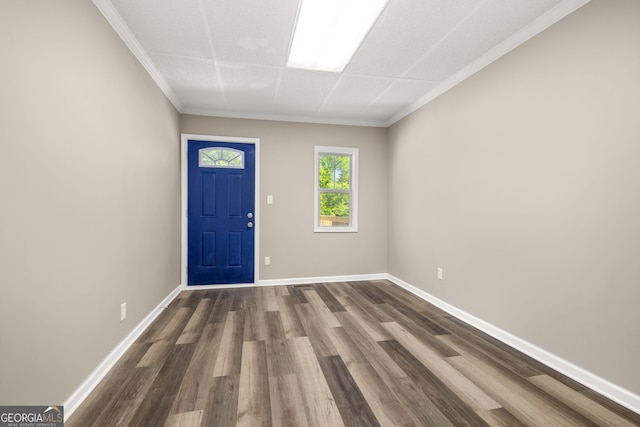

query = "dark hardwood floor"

[67,280,640,426]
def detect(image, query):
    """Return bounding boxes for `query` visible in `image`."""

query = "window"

[199,148,244,168]
[314,146,358,232]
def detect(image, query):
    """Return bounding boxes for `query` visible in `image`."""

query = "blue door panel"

[201,173,217,216]
[202,232,216,266]
[228,175,242,216]
[188,140,255,285]
[229,232,242,266]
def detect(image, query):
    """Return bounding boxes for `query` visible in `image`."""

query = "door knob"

[247,213,253,219]
[247,222,253,228]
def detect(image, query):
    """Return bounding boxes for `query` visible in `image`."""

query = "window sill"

[314,227,358,233]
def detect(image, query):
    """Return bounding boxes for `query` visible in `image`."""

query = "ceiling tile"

[404,0,565,80]
[101,0,589,125]
[319,75,395,117]
[180,90,228,113]
[217,63,281,111]
[149,53,223,111]
[149,54,220,92]
[359,79,440,124]
[111,0,212,58]
[371,79,440,111]
[273,69,340,114]
[202,0,299,67]
[347,0,482,78]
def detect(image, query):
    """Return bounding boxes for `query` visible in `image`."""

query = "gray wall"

[2,0,637,409]
[0,1,181,404]
[388,0,640,395]
[181,115,388,280]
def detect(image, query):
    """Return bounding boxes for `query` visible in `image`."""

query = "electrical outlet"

[437,267,443,280]
[120,302,127,321]
[264,256,271,265]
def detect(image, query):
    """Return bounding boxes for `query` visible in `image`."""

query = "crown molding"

[386,0,591,127]
[92,0,183,111]
[93,0,590,128]
[180,106,388,128]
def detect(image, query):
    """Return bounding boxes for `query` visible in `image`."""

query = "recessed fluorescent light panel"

[287,0,389,73]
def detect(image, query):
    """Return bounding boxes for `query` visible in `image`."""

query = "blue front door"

[187,140,255,285]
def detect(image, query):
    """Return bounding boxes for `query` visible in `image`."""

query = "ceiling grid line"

[95,0,591,127]
[197,0,228,108]
[400,0,490,80]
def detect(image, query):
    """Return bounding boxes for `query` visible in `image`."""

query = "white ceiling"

[93,0,589,127]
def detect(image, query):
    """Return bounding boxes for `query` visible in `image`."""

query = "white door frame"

[180,133,260,289]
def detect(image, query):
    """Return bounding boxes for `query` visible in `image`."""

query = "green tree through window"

[315,146,358,232]
[319,154,351,219]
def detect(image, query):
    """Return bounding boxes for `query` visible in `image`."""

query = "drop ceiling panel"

[319,75,396,117]
[180,90,228,113]
[360,79,439,123]
[202,0,299,67]
[347,0,482,78]
[405,0,566,81]
[374,79,441,111]
[217,63,280,111]
[110,0,212,58]
[274,69,341,114]
[149,54,220,92]
[96,0,590,126]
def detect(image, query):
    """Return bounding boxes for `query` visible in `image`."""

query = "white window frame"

[314,146,359,233]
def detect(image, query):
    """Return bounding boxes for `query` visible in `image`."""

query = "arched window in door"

[199,148,245,169]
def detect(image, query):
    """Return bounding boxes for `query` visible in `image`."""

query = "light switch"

[267,195,273,205]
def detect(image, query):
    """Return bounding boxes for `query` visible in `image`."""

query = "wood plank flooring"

[67,280,640,426]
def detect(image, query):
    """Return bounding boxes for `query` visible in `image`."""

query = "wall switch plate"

[120,302,127,321]
[437,267,443,280]
[264,256,271,265]
[267,195,273,205]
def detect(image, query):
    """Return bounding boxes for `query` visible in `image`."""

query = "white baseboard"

[259,273,388,287]
[180,273,388,290]
[63,285,182,421]
[386,274,640,415]
[62,274,380,419]
[63,274,639,420]
[182,282,260,290]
